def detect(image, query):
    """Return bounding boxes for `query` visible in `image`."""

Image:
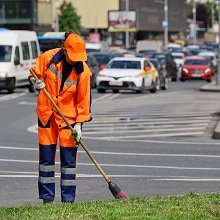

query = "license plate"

[193,73,201,77]
[109,81,123,86]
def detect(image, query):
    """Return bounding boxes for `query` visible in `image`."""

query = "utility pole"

[164,0,168,47]
[217,1,220,85]
[192,0,197,44]
[125,0,129,49]
[212,0,215,30]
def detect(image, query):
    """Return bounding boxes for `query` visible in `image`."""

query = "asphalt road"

[0,80,220,207]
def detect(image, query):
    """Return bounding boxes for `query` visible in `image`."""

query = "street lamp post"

[192,0,197,44]
[125,0,129,49]
[164,0,168,47]
[217,2,220,85]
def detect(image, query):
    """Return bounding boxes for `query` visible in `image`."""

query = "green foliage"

[59,1,81,34]
[0,193,220,219]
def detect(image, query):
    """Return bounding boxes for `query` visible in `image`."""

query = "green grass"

[0,193,220,220]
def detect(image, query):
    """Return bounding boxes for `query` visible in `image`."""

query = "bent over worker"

[29,31,92,204]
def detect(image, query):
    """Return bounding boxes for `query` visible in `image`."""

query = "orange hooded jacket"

[30,48,92,128]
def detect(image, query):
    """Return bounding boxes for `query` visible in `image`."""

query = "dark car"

[87,53,99,88]
[149,58,168,90]
[156,53,177,81]
[90,52,124,70]
[139,52,178,82]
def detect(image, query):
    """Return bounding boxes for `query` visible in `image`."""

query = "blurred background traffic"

[0,0,220,93]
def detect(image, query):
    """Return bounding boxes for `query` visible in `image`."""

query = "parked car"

[180,56,213,82]
[148,58,168,90]
[96,57,159,93]
[87,53,99,88]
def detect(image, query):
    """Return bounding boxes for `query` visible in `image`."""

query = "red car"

[180,56,213,82]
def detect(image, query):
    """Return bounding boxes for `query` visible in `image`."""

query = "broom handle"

[30,69,110,183]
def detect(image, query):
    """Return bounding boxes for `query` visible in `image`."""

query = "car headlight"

[98,74,107,78]
[204,68,211,73]
[0,72,7,78]
[182,68,189,73]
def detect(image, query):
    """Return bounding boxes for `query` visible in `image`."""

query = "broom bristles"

[116,190,129,199]
[108,181,128,199]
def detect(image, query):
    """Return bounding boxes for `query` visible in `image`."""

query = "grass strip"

[0,193,220,220]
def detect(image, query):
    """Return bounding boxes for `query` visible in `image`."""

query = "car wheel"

[140,79,146,93]
[8,78,15,94]
[150,79,157,93]
[171,76,177,82]
[180,77,185,82]
[97,88,106,93]
[156,78,160,90]
[206,79,211,83]
[28,85,36,93]
[161,77,168,90]
[113,89,119,93]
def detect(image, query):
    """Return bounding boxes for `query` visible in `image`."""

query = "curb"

[200,82,220,139]
[200,82,220,92]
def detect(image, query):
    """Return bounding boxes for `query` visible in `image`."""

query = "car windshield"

[107,60,141,69]
[173,55,183,59]
[0,45,12,62]
[149,60,158,68]
[93,54,111,65]
[184,59,209,65]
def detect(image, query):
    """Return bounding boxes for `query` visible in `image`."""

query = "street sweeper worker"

[29,31,92,204]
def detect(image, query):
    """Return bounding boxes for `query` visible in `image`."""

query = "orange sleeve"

[75,63,92,123]
[29,51,52,80]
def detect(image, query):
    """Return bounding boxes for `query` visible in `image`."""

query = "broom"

[29,69,128,199]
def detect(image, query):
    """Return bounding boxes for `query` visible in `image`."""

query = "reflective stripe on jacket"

[31,48,92,127]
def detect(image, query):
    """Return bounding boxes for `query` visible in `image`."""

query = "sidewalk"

[200,81,220,139]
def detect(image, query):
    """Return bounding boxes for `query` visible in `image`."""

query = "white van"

[86,41,110,53]
[0,30,40,93]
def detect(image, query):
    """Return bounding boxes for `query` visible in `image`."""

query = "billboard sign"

[108,10,136,32]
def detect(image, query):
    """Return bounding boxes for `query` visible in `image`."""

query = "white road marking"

[83,127,205,135]
[0,174,155,178]
[0,92,27,102]
[1,174,220,182]
[151,178,220,182]
[85,123,208,130]
[17,101,35,105]
[2,145,220,158]
[0,158,220,170]
[92,94,116,103]
[106,94,120,100]
[96,131,204,138]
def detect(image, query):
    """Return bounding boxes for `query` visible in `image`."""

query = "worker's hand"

[72,124,82,144]
[29,76,36,85]
[35,79,45,90]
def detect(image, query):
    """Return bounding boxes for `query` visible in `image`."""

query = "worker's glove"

[72,124,82,144]
[34,78,45,90]
[29,76,36,85]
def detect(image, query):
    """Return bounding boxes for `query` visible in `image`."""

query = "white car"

[171,52,185,69]
[198,51,217,73]
[96,57,159,93]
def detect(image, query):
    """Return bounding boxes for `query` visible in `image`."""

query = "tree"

[59,1,81,33]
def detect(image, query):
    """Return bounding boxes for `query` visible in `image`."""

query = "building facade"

[0,0,187,46]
